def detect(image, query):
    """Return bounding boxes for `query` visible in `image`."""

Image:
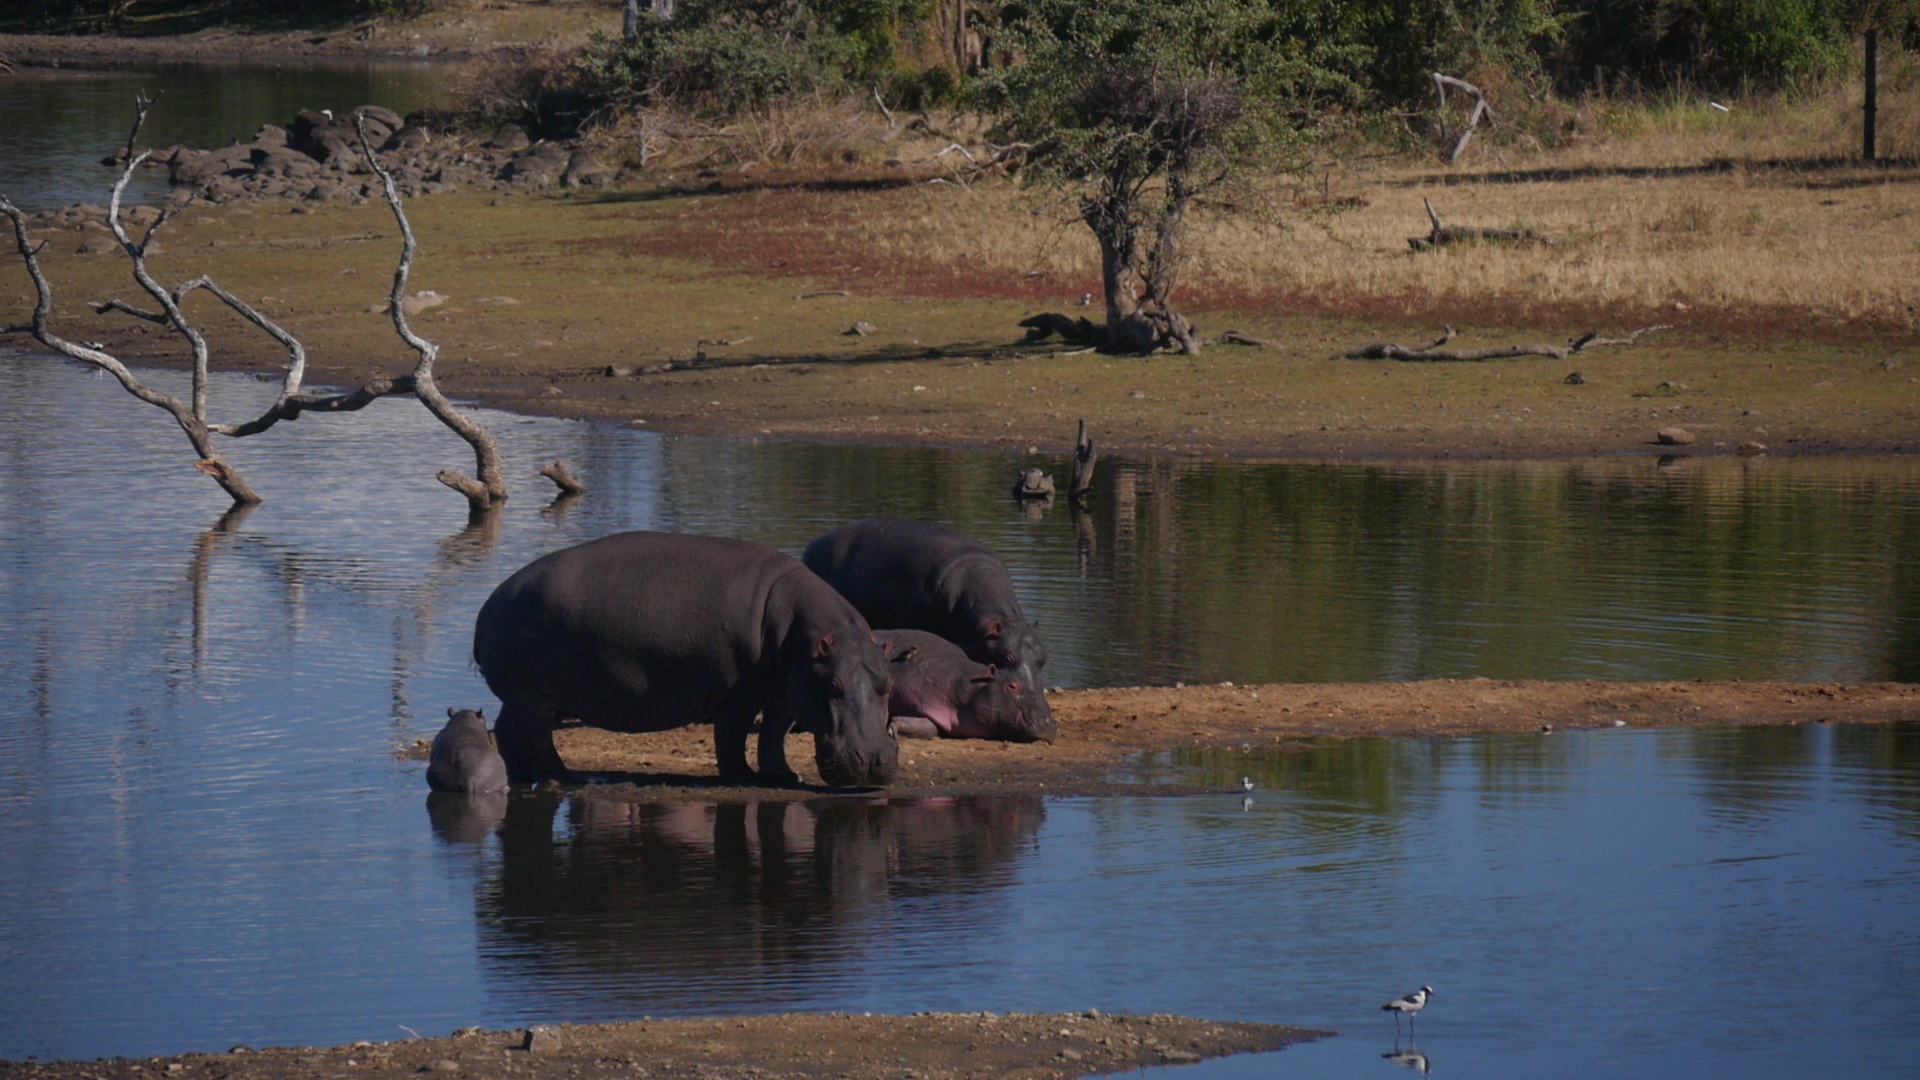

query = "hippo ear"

[447,706,456,719]
[986,663,997,677]
[812,632,836,658]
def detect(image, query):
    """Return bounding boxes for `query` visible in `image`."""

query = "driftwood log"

[1409,198,1556,251]
[539,460,586,495]
[0,96,507,510]
[1340,324,1671,362]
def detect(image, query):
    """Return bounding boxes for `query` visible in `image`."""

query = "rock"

[254,124,288,147]
[384,125,431,152]
[522,1026,563,1054]
[502,144,568,186]
[487,123,531,151]
[357,105,405,131]
[562,147,609,188]
[310,132,362,168]
[1737,441,1768,456]
[422,1062,459,1073]
[1881,357,1902,371]
[1562,371,1585,385]
[204,176,248,202]
[1655,427,1695,446]
[605,365,636,377]
[1056,1049,1084,1062]
[847,321,877,336]
[251,147,320,178]
[306,181,349,201]
[402,290,448,317]
[1012,468,1055,499]
[76,234,118,255]
[171,146,255,185]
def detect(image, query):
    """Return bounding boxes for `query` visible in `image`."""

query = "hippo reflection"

[466,794,1044,1004]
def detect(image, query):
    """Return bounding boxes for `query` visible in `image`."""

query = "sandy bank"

[0,1012,1322,1078]
[405,679,1920,800]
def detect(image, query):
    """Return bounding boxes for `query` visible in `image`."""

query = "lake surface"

[1,353,1917,1077]
[0,60,458,212]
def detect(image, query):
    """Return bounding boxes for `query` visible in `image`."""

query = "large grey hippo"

[803,517,1052,728]
[877,630,1057,742]
[473,531,899,788]
[426,707,510,794]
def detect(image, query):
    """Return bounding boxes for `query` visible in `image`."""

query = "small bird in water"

[1240,776,1255,792]
[1241,795,1254,812]
[1382,986,1433,1032]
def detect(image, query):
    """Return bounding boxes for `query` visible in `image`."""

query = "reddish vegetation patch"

[575,183,1066,303]
[580,177,1919,343]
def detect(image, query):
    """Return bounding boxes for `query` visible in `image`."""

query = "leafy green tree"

[977,0,1352,354]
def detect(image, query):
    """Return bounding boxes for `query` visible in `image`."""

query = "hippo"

[473,531,898,788]
[802,516,1052,727]
[427,707,510,794]
[877,630,1058,742]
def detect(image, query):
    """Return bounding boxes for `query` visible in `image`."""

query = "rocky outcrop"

[85,106,629,210]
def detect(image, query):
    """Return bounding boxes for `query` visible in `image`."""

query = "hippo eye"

[1001,654,1017,667]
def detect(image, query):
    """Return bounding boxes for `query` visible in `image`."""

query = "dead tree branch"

[0,96,512,510]
[538,460,586,495]
[1409,198,1556,250]
[1068,419,1097,505]
[356,110,507,512]
[1340,324,1671,362]
[1433,73,1493,164]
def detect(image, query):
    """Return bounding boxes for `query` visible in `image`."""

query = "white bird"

[1240,776,1255,792]
[1381,986,1432,1032]
[1078,292,1093,307]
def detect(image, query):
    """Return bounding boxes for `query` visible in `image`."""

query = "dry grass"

[591,75,1920,339]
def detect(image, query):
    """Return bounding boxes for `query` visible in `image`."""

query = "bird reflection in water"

[1383,1044,1431,1074]
[425,791,1045,1006]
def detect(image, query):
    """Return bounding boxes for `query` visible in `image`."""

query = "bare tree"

[0,96,509,512]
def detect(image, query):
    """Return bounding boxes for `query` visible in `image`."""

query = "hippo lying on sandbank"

[427,707,510,794]
[803,516,1052,728]
[473,531,899,788]
[877,630,1058,742]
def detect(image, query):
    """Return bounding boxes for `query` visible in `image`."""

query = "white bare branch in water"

[0,96,516,511]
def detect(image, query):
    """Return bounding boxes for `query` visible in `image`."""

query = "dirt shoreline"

[393,679,1920,800]
[0,1013,1324,1078]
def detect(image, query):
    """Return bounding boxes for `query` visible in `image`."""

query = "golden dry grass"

[684,76,1920,337]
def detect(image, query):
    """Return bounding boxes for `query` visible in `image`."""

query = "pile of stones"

[83,106,615,211]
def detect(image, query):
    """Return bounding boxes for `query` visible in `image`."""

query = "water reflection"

[459,794,1043,1012]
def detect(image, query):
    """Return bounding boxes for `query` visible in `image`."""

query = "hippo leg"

[493,698,570,785]
[713,688,766,786]
[757,702,801,786]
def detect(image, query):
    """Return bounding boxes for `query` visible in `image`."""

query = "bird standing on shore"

[1240,776,1255,792]
[1382,986,1433,1032]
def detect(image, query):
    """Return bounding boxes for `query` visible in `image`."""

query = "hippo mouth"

[815,743,898,787]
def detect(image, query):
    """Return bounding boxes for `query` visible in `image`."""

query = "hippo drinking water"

[427,707,510,794]
[877,630,1058,742]
[473,531,899,788]
[803,517,1052,728]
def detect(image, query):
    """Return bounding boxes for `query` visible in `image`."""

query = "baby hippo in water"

[427,708,510,794]
[876,630,1058,743]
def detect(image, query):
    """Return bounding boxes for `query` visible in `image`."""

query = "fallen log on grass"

[1340,323,1670,362]
[1409,197,1556,251]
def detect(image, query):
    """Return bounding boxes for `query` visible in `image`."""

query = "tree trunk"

[1865,28,1879,162]
[623,0,641,41]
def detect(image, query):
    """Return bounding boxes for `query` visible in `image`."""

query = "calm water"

[0,60,457,211]
[1,353,1917,1077]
